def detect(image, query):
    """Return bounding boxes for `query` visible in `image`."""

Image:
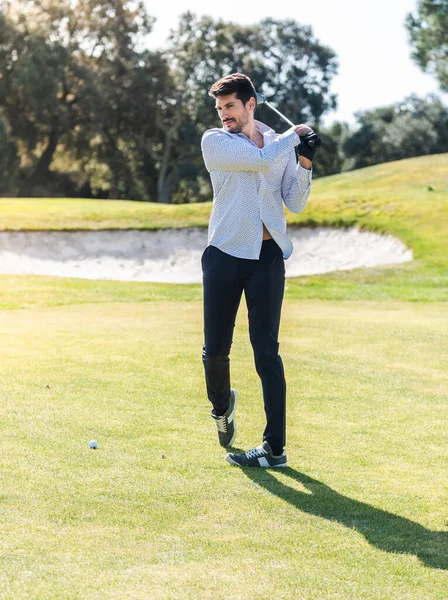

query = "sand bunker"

[0,227,412,283]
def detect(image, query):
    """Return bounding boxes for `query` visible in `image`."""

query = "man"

[200,73,319,468]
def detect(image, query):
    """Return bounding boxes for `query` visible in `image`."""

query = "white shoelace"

[245,445,268,459]
[215,416,228,433]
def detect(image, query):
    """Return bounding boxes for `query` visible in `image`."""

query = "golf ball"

[89,440,98,449]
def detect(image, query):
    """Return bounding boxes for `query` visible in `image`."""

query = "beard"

[224,108,250,133]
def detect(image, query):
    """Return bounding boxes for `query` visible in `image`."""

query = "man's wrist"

[299,156,312,170]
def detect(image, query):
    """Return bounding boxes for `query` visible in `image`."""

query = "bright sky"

[144,0,447,125]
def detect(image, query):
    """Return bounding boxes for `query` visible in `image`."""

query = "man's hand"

[292,124,321,163]
[293,124,313,137]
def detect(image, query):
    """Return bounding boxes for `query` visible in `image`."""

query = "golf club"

[256,92,316,147]
[256,93,294,127]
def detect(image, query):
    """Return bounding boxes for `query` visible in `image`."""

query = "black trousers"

[201,240,287,454]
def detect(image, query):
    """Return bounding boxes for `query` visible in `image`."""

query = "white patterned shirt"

[201,119,312,260]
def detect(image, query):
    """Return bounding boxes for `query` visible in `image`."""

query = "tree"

[63,45,175,201]
[0,6,340,201]
[343,95,448,170]
[0,0,156,197]
[160,12,338,200]
[311,121,350,178]
[406,0,448,91]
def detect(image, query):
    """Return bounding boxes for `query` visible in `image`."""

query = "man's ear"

[247,96,256,113]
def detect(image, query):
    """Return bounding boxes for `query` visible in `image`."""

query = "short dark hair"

[209,73,257,106]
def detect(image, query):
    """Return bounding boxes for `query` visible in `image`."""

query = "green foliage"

[0,3,339,201]
[70,48,175,201]
[406,0,448,91]
[0,0,158,198]
[154,10,340,199]
[343,95,448,170]
[165,13,337,126]
[0,109,19,191]
[162,12,339,192]
[310,121,349,178]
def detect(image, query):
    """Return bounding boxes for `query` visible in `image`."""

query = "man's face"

[215,93,254,133]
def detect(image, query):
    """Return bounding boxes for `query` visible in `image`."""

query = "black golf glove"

[297,132,321,161]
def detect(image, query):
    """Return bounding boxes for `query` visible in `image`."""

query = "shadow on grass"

[242,468,447,570]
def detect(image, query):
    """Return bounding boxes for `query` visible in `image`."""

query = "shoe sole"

[225,454,287,468]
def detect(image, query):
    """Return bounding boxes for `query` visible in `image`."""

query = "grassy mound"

[1,155,446,257]
[0,154,447,305]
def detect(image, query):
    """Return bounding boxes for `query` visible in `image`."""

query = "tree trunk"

[156,105,181,203]
[157,166,178,204]
[18,121,59,197]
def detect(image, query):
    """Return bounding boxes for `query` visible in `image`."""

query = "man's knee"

[253,342,281,371]
[202,344,230,363]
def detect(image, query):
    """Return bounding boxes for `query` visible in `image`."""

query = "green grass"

[0,300,447,598]
[0,154,447,597]
[0,196,212,231]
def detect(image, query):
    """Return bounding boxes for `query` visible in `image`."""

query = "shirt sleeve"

[201,128,300,173]
[281,149,313,213]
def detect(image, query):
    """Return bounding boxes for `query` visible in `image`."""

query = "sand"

[0,227,413,283]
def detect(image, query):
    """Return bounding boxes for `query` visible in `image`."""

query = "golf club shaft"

[263,100,295,127]
[256,93,316,148]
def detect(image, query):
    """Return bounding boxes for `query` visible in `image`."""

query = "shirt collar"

[220,120,275,136]
[254,120,275,135]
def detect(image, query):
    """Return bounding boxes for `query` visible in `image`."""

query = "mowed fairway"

[0,296,447,599]
[0,154,447,598]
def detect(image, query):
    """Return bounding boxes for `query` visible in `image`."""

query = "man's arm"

[280,123,315,211]
[281,150,312,213]
[201,128,300,173]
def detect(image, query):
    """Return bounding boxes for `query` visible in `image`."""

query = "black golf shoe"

[211,388,237,448]
[225,440,287,468]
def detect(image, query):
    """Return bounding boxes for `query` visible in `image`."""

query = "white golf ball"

[89,440,98,449]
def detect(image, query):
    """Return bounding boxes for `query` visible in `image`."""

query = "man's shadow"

[241,467,447,569]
